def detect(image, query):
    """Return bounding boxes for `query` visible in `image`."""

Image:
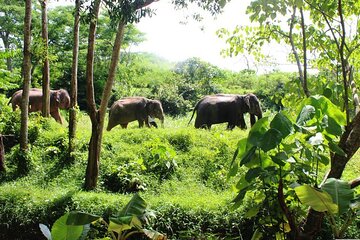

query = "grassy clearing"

[0,111,359,239]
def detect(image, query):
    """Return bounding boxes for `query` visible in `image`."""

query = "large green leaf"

[307,95,346,125]
[270,112,293,139]
[321,178,354,215]
[108,220,132,234]
[245,167,263,182]
[295,185,338,214]
[296,105,315,126]
[51,213,84,240]
[247,117,269,148]
[259,128,283,152]
[66,212,100,226]
[119,193,147,216]
[240,146,257,166]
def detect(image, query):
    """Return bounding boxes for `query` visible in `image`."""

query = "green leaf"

[328,141,346,157]
[66,212,100,226]
[321,178,354,215]
[326,116,343,136]
[271,152,287,166]
[245,167,263,182]
[296,105,315,126]
[247,117,269,148]
[259,128,283,152]
[230,138,247,168]
[270,112,293,138]
[51,213,84,240]
[240,146,257,166]
[245,205,260,218]
[39,224,52,240]
[108,220,132,234]
[295,185,338,214]
[304,95,346,126]
[232,186,250,208]
[120,193,147,216]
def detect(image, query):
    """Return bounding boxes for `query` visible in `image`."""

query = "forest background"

[0,0,359,240]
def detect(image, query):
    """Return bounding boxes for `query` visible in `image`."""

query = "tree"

[39,0,50,117]
[220,0,360,238]
[68,0,82,161]
[0,0,24,71]
[83,0,229,190]
[84,0,158,190]
[20,0,32,151]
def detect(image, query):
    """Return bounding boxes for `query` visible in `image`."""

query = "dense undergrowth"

[0,107,253,239]
[0,103,359,239]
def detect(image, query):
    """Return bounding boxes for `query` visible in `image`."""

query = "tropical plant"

[229,95,359,239]
[39,194,165,240]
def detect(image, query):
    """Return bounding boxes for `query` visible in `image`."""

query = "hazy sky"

[50,0,294,73]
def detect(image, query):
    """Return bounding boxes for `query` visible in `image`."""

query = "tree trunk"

[69,0,81,161]
[300,8,310,97]
[0,135,5,172]
[84,0,101,190]
[40,0,50,117]
[84,0,156,190]
[85,20,126,190]
[289,6,306,96]
[20,0,32,151]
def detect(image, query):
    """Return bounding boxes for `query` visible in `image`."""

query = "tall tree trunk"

[69,0,81,161]
[20,0,32,151]
[40,0,50,117]
[84,0,157,190]
[85,20,126,190]
[84,0,102,190]
[300,8,310,97]
[289,6,306,96]
[0,135,5,172]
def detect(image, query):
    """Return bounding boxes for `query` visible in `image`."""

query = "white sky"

[50,0,296,73]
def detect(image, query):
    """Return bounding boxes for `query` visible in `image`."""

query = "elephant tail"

[187,101,199,126]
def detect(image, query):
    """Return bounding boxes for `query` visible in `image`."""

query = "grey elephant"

[188,93,262,129]
[8,88,70,124]
[216,93,263,128]
[106,97,164,131]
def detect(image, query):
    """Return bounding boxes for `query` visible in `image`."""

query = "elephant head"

[244,93,262,126]
[51,89,70,110]
[146,99,164,125]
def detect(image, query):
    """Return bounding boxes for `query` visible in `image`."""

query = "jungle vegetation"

[0,0,359,239]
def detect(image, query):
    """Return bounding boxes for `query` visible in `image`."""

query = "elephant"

[216,93,263,127]
[106,97,164,131]
[8,88,70,124]
[188,93,262,129]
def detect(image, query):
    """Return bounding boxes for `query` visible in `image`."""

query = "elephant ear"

[242,95,251,113]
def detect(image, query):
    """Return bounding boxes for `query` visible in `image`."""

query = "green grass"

[1,111,359,239]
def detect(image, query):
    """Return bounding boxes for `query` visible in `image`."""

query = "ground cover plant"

[0,109,256,239]
[0,99,359,239]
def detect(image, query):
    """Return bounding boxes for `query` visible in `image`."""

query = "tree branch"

[350,177,360,189]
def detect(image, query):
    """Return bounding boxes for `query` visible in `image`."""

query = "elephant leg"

[239,115,247,129]
[138,120,144,128]
[250,114,256,126]
[120,124,128,129]
[50,109,63,124]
